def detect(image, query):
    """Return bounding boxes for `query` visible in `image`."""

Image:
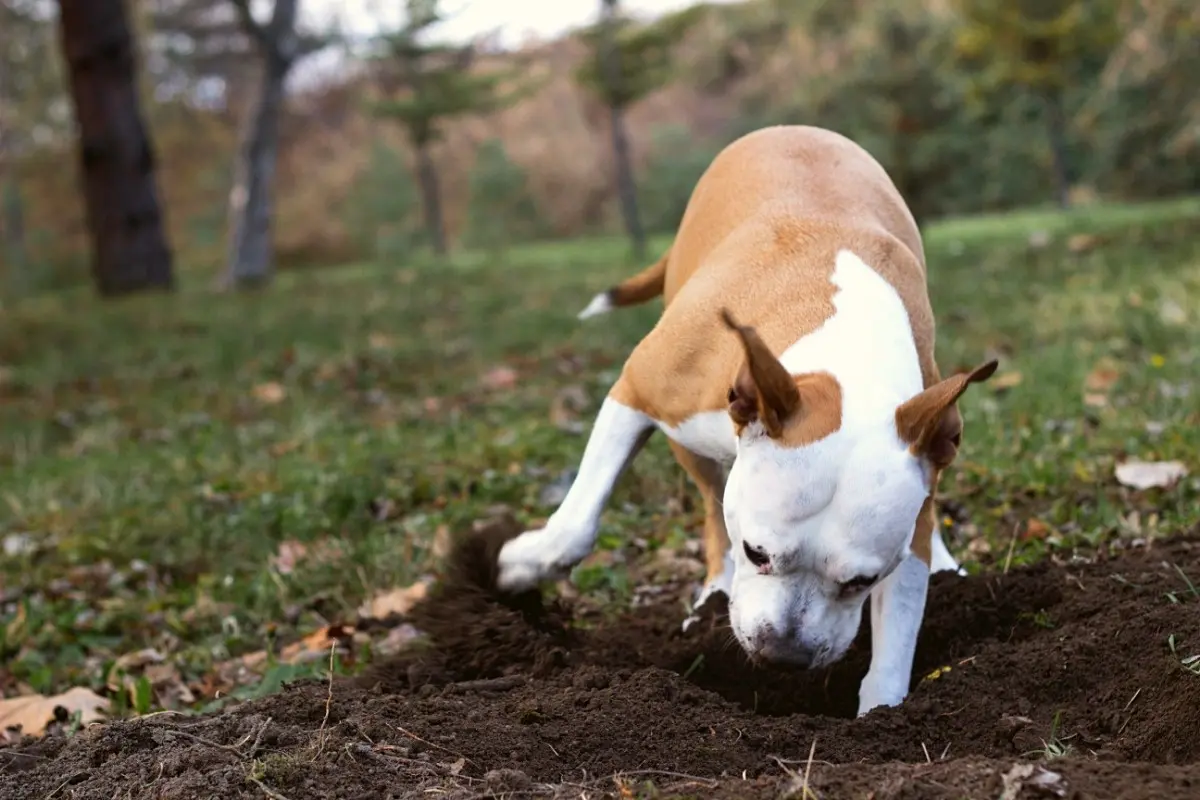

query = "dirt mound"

[2,527,1199,800]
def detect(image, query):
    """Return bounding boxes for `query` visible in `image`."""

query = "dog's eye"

[743,541,770,568]
[839,574,878,595]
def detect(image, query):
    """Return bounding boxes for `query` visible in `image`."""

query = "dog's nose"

[750,626,816,668]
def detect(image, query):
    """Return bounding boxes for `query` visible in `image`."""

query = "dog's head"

[718,309,995,669]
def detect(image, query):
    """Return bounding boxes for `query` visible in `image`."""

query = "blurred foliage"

[575,4,702,110]
[2,0,1199,284]
[340,138,423,262]
[462,138,544,253]
[637,126,718,235]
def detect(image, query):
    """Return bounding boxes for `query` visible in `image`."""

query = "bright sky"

[304,0,731,47]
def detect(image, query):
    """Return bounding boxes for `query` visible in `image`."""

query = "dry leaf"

[252,381,287,404]
[1084,361,1120,392]
[1114,459,1189,491]
[990,371,1023,392]
[368,332,395,350]
[1067,233,1099,253]
[270,540,308,576]
[357,578,433,620]
[480,366,518,391]
[0,687,109,737]
[1022,519,1050,541]
[431,525,452,561]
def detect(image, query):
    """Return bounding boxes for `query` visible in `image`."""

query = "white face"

[723,416,930,669]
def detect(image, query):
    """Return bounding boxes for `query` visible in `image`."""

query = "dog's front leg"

[497,397,655,592]
[857,552,930,717]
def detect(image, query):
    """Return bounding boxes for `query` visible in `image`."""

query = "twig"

[389,723,475,766]
[313,642,336,759]
[247,776,293,800]
[800,737,818,800]
[442,675,526,694]
[1003,522,1020,574]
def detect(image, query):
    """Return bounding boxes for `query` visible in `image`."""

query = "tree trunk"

[224,54,289,288]
[415,143,447,256]
[608,104,646,261]
[599,0,645,260]
[56,0,174,296]
[1043,90,1071,209]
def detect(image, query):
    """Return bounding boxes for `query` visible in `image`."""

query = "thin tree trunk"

[56,0,174,296]
[599,0,645,260]
[224,55,289,288]
[1043,90,1071,209]
[608,104,645,261]
[415,143,447,256]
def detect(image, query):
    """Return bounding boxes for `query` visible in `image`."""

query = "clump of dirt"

[3,529,1199,800]
[360,513,575,690]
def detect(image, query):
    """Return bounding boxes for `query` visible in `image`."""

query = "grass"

[1,197,1199,713]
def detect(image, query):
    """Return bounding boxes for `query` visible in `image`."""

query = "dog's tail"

[577,248,670,320]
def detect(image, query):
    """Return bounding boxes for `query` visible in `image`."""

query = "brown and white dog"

[497,125,997,716]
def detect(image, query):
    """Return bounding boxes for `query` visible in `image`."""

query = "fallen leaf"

[252,382,287,404]
[990,371,1023,392]
[375,623,424,656]
[1083,392,1109,409]
[1084,361,1121,392]
[270,540,308,575]
[106,649,195,711]
[1000,763,1037,800]
[358,578,433,620]
[1115,459,1189,490]
[1022,519,1051,540]
[480,366,518,391]
[1067,233,1099,253]
[368,332,396,350]
[277,624,356,665]
[0,687,109,737]
[431,524,452,561]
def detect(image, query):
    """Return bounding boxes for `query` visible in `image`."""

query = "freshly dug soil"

[3,520,1199,800]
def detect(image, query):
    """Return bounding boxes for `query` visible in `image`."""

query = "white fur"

[497,398,653,591]
[718,249,946,715]
[501,248,965,717]
[659,411,738,465]
[577,292,614,320]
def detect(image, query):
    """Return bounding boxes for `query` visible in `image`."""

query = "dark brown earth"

[3,518,1199,799]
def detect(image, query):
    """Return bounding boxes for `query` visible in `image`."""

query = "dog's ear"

[721,308,800,437]
[895,360,998,469]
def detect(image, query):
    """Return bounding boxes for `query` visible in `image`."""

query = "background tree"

[55,0,175,296]
[576,1,694,260]
[368,0,533,257]
[951,0,1121,208]
[222,0,328,289]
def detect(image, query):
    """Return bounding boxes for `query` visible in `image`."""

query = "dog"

[495,125,996,716]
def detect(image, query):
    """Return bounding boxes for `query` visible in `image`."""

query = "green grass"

[1,198,1198,710]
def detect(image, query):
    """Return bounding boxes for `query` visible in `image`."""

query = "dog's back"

[605,125,941,424]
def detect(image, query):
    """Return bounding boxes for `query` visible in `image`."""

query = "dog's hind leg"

[497,392,655,592]
[668,441,735,631]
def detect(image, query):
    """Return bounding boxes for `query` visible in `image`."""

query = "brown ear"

[895,360,998,469]
[720,308,800,437]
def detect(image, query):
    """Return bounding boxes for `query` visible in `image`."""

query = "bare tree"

[221,0,324,289]
[577,1,695,260]
[370,0,536,257]
[56,0,175,296]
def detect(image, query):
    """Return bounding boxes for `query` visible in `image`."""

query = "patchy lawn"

[0,196,1198,720]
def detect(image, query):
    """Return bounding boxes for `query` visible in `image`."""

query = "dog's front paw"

[496,528,566,592]
[856,677,907,717]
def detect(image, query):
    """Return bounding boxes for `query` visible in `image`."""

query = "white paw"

[496,528,556,592]
[856,677,907,717]
[496,527,582,592]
